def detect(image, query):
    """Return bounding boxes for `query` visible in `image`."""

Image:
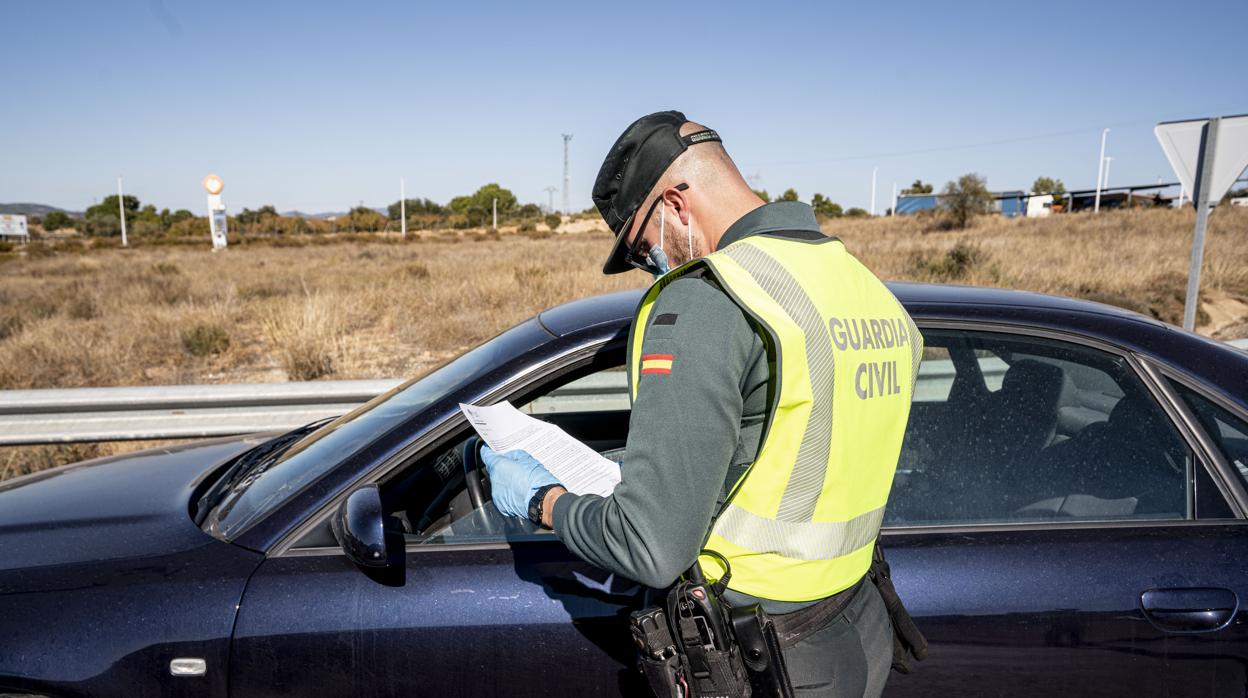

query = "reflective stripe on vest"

[629,235,922,602]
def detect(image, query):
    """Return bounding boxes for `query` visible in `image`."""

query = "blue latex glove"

[480,445,560,519]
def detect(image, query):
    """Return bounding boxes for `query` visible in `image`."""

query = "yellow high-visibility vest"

[629,234,922,602]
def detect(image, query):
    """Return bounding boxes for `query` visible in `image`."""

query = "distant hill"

[281,207,387,220]
[281,210,345,220]
[0,203,81,217]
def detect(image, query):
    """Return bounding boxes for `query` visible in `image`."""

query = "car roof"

[537,282,1165,338]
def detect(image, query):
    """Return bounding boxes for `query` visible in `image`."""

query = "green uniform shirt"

[552,202,828,611]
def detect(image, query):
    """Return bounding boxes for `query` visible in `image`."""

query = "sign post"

[203,174,228,251]
[1155,115,1248,330]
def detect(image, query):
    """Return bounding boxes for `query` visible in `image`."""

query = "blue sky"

[2,0,1245,214]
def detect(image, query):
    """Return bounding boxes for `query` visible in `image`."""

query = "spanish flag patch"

[640,353,673,375]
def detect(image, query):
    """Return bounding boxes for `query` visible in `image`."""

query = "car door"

[882,324,1248,697]
[228,366,646,697]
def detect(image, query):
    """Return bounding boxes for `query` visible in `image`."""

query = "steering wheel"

[461,436,490,510]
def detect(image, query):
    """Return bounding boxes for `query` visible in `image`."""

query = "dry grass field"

[2,206,1246,479]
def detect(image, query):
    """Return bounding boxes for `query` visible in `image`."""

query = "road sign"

[1156,115,1248,205]
[1154,115,1248,331]
[0,214,29,242]
[204,175,228,251]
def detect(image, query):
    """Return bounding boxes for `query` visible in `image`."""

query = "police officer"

[483,111,922,697]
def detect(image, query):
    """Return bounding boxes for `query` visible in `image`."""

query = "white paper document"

[459,401,621,497]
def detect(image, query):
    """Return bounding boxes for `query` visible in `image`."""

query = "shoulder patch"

[641,353,673,375]
[652,313,679,326]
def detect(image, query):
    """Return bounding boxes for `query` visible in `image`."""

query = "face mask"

[648,202,672,278]
[648,246,671,279]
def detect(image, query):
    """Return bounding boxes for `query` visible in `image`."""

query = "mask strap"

[659,200,665,250]
[687,211,693,258]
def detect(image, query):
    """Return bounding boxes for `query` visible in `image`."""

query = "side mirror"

[331,484,388,568]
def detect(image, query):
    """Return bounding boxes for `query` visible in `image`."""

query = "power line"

[739,103,1248,168]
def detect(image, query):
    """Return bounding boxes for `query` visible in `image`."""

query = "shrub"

[142,271,192,305]
[0,312,23,341]
[514,265,551,286]
[544,214,562,231]
[181,324,231,356]
[168,217,210,238]
[262,295,343,381]
[84,213,122,237]
[64,294,99,320]
[907,242,985,282]
[42,211,73,232]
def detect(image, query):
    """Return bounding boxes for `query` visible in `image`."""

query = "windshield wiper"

[193,417,336,526]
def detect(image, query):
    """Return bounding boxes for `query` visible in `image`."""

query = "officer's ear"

[661,184,693,226]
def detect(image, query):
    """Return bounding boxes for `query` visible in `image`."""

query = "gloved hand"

[480,445,560,519]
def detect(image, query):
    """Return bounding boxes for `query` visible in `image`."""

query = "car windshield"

[207,319,550,539]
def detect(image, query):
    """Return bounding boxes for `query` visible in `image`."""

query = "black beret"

[593,111,721,274]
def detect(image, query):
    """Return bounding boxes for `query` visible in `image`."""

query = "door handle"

[1140,588,1238,634]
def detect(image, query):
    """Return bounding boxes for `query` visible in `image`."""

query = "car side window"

[1170,381,1248,489]
[383,362,631,547]
[888,329,1194,526]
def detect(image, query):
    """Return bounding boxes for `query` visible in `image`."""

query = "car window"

[1170,381,1248,489]
[384,361,630,546]
[888,328,1194,526]
[520,365,630,414]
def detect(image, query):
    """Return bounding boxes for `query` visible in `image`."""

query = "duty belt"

[769,576,865,649]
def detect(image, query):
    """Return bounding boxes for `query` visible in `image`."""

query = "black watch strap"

[528,484,561,527]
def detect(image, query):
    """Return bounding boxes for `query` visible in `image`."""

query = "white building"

[0,215,29,243]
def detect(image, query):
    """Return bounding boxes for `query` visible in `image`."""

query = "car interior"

[888,329,1192,525]
[373,356,632,545]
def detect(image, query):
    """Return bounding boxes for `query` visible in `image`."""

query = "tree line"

[33,183,569,239]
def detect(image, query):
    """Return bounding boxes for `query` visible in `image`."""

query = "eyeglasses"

[622,183,689,274]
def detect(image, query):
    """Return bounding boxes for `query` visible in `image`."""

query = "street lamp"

[1094,128,1110,213]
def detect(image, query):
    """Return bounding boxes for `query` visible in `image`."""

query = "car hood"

[0,435,270,572]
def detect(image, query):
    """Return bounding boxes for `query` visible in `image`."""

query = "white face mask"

[648,202,672,278]
[648,199,695,278]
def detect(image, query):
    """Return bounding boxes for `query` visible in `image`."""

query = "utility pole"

[117,176,128,247]
[543,186,557,214]
[891,182,898,216]
[1094,128,1110,213]
[400,177,406,239]
[1102,156,1114,191]
[562,134,573,214]
[492,197,497,230]
[870,167,878,216]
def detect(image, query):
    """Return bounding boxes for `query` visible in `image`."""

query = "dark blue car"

[2,284,1247,697]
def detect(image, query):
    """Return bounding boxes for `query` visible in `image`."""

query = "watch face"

[528,485,554,526]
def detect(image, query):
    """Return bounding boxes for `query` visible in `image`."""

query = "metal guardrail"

[3,341,1243,446]
[0,380,403,446]
[0,374,634,447]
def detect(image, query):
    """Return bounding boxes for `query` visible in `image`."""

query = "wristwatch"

[527,484,561,528]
